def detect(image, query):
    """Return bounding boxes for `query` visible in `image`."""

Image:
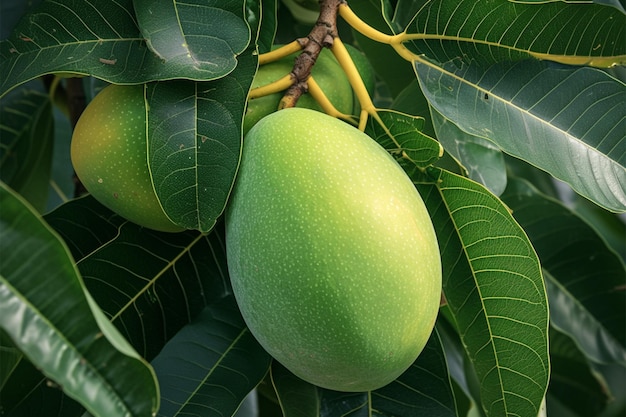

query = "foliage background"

[0,0,625,417]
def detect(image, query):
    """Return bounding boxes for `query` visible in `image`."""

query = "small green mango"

[226,108,441,392]
[71,84,183,233]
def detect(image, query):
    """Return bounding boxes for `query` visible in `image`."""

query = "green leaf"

[151,296,271,417]
[365,109,443,168]
[319,329,457,417]
[133,0,250,78]
[399,0,626,67]
[415,59,626,212]
[414,168,550,417]
[0,0,252,97]
[271,362,320,417]
[45,197,232,360]
[548,326,611,417]
[501,177,626,365]
[0,82,54,211]
[430,106,507,196]
[0,182,158,417]
[147,50,257,232]
[247,0,278,54]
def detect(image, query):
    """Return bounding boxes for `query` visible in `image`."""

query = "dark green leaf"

[271,361,320,417]
[416,59,626,212]
[147,50,257,232]
[151,296,271,417]
[0,82,54,211]
[133,0,250,78]
[549,327,611,417]
[365,109,442,168]
[319,328,456,417]
[414,168,550,417]
[0,0,252,97]
[247,0,278,54]
[501,177,626,365]
[0,182,158,417]
[400,0,626,66]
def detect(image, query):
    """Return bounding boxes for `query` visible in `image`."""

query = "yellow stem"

[339,4,400,45]
[258,41,302,65]
[248,74,294,99]
[307,76,357,124]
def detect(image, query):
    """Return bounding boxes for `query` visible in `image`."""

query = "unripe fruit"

[226,108,441,392]
[71,84,183,232]
[244,48,353,134]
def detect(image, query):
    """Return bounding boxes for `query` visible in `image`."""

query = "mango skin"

[71,84,183,232]
[226,108,441,392]
[244,48,353,135]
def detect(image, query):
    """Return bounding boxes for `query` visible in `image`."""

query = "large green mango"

[225,108,441,392]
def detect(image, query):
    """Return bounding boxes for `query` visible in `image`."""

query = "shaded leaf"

[416,59,626,212]
[271,361,320,417]
[399,0,626,67]
[549,326,611,417]
[0,82,54,211]
[413,168,550,417]
[134,0,250,77]
[0,0,251,97]
[151,296,271,417]
[146,50,257,232]
[365,109,442,167]
[319,329,456,417]
[247,0,278,54]
[0,182,158,417]
[430,106,507,196]
[501,177,626,365]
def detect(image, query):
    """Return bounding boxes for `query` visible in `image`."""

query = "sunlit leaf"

[146,50,257,232]
[501,177,626,365]
[0,0,252,97]
[413,167,550,417]
[416,59,626,212]
[152,297,271,417]
[133,0,250,77]
[365,109,442,167]
[0,182,158,417]
[398,0,626,67]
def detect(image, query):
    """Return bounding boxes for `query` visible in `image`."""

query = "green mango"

[226,108,441,392]
[71,84,183,232]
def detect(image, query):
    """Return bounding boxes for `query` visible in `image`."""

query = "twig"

[279,0,344,109]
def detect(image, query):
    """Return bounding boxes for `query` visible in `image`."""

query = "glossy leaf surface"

[0,183,158,417]
[414,168,550,417]
[416,59,626,212]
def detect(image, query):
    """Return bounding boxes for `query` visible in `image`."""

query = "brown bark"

[279,0,344,109]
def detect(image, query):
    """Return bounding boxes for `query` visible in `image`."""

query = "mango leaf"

[397,0,626,67]
[365,109,442,167]
[0,182,158,417]
[548,327,611,417]
[0,82,54,211]
[247,0,278,54]
[501,178,626,365]
[151,297,271,417]
[271,362,320,417]
[47,197,232,360]
[415,59,626,213]
[319,329,457,417]
[133,0,250,77]
[430,106,507,196]
[0,0,252,97]
[146,50,256,232]
[413,167,550,417]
